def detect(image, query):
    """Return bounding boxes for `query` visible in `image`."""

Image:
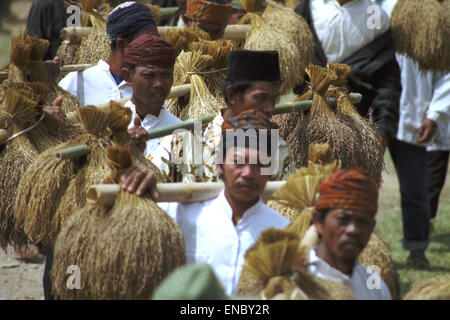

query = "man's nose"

[262,100,275,115]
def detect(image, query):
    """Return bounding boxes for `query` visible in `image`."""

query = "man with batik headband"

[307,168,391,300]
[59,1,159,106]
[157,50,295,182]
[158,110,290,295]
[184,0,232,39]
[120,33,181,157]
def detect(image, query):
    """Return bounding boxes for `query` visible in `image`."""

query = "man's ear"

[120,67,132,85]
[314,217,324,238]
[226,85,238,108]
[216,163,224,177]
[115,37,129,52]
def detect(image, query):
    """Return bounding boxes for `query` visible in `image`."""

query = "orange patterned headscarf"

[315,168,378,216]
[185,0,232,25]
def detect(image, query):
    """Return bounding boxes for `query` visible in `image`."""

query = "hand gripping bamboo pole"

[87,181,285,206]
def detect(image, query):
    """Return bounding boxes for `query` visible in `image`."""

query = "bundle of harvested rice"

[166,51,227,120]
[56,41,79,67]
[14,102,165,247]
[358,232,401,300]
[8,31,32,82]
[238,228,354,299]
[165,25,211,54]
[391,0,450,72]
[146,4,162,23]
[51,143,185,299]
[241,13,303,94]
[78,0,106,30]
[262,0,313,86]
[74,30,111,65]
[284,66,365,179]
[325,62,384,187]
[404,275,450,300]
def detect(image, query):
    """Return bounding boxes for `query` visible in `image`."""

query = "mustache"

[149,89,167,97]
[338,239,362,250]
[235,178,258,189]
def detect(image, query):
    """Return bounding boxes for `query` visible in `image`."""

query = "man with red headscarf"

[307,168,391,300]
[121,32,181,157]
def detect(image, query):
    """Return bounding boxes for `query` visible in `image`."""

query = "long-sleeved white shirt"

[395,54,450,151]
[159,189,290,295]
[307,248,392,300]
[310,0,390,63]
[125,100,181,157]
[58,60,132,106]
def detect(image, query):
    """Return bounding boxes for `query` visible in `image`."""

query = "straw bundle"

[74,30,111,65]
[325,63,384,187]
[8,31,32,82]
[146,4,162,23]
[51,143,185,299]
[391,0,450,72]
[241,13,303,94]
[262,0,313,86]
[404,275,450,300]
[357,232,400,300]
[14,102,165,247]
[165,25,211,54]
[238,228,354,299]
[166,51,227,120]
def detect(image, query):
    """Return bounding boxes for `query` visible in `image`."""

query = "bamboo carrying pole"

[61,25,251,44]
[87,181,285,206]
[55,144,90,160]
[145,93,363,140]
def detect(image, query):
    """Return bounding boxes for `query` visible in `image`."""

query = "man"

[380,0,450,268]
[159,111,290,295]
[166,0,188,26]
[121,32,181,156]
[26,0,68,61]
[294,0,401,149]
[183,0,232,40]
[151,50,295,182]
[307,168,392,300]
[58,1,159,106]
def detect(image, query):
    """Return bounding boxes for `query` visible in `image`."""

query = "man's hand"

[416,118,437,143]
[43,96,66,122]
[128,115,149,153]
[43,56,61,80]
[120,163,159,200]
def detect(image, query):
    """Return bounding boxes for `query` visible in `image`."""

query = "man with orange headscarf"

[307,168,391,300]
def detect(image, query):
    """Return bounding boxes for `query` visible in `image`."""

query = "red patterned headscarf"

[222,109,277,131]
[124,33,177,69]
[315,168,378,216]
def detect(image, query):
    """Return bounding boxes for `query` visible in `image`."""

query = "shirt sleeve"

[427,71,450,123]
[157,202,179,221]
[58,72,78,98]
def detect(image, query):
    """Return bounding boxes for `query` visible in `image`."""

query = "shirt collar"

[216,188,263,227]
[126,100,167,129]
[308,248,357,284]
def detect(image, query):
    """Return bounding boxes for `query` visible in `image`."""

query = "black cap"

[226,50,281,82]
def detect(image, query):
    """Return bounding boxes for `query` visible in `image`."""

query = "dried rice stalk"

[242,14,303,94]
[79,0,106,30]
[15,102,164,247]
[404,275,450,300]
[146,4,162,23]
[56,41,79,68]
[358,232,400,300]
[165,26,211,54]
[51,143,185,299]
[262,0,313,86]
[75,31,111,65]
[391,0,450,72]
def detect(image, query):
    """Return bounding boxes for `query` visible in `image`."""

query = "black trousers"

[426,150,449,219]
[43,246,54,300]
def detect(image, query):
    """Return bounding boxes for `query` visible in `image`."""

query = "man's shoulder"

[258,202,291,228]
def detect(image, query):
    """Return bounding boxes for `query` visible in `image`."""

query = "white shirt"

[125,100,181,157]
[394,54,450,151]
[311,0,390,63]
[58,60,132,106]
[159,190,290,295]
[307,248,392,300]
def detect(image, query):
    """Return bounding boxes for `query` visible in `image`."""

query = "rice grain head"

[403,275,450,300]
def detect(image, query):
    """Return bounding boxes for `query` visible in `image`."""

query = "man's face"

[131,65,174,113]
[231,82,281,117]
[192,19,227,40]
[315,208,375,265]
[228,9,246,25]
[218,146,269,204]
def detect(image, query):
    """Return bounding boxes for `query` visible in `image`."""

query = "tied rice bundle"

[404,275,450,300]
[8,31,32,82]
[283,65,364,177]
[241,13,303,94]
[391,0,450,72]
[165,25,211,54]
[75,31,111,65]
[325,62,384,187]
[146,4,162,23]
[166,51,226,120]
[14,102,165,247]
[358,232,400,300]
[238,228,354,299]
[262,0,313,86]
[51,143,185,299]
[56,41,79,69]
